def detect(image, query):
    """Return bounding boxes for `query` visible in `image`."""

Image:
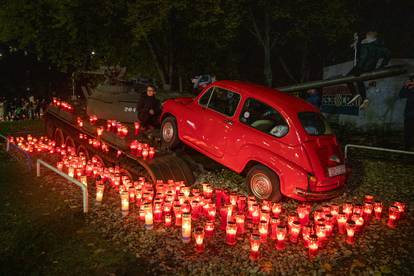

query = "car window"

[207,87,241,117]
[198,87,214,106]
[239,98,289,138]
[298,112,332,136]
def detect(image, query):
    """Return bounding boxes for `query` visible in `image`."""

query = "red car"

[160,80,346,201]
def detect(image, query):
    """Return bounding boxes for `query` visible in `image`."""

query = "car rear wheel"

[247,165,282,202]
[161,117,180,149]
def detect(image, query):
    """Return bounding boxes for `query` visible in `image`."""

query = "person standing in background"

[399,74,414,150]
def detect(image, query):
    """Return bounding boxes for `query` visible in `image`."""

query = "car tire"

[161,117,180,149]
[246,164,282,202]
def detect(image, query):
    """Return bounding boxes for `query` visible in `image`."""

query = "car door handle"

[224,120,233,126]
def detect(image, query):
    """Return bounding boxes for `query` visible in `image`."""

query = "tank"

[81,66,144,123]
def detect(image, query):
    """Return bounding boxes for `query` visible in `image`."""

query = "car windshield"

[298,112,332,136]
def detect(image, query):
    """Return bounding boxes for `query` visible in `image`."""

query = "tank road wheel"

[161,117,180,149]
[246,165,282,202]
[65,136,76,154]
[54,128,65,147]
[77,145,90,160]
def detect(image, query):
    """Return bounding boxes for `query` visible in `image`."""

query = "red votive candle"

[364,194,374,203]
[153,204,163,223]
[174,205,182,226]
[330,203,339,218]
[297,204,310,225]
[322,205,331,215]
[275,224,287,250]
[271,203,282,218]
[343,202,353,219]
[165,213,172,227]
[237,195,246,213]
[270,217,281,240]
[302,225,312,248]
[373,201,383,220]
[346,221,356,245]
[259,220,268,243]
[226,221,237,246]
[324,214,334,236]
[313,209,324,222]
[249,233,261,261]
[289,221,301,243]
[229,192,238,207]
[220,206,228,230]
[363,202,373,223]
[393,201,406,219]
[387,205,399,228]
[202,183,213,199]
[337,212,347,234]
[352,214,364,232]
[308,234,319,259]
[205,221,215,238]
[353,204,363,216]
[134,122,140,135]
[194,227,205,253]
[236,214,245,235]
[315,223,326,247]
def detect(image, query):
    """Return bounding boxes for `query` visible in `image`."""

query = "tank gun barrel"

[277,66,407,93]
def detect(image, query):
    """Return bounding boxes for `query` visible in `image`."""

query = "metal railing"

[344,144,414,159]
[36,159,89,213]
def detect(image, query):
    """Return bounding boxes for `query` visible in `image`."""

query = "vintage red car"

[160,80,346,201]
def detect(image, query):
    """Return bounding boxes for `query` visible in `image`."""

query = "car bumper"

[295,185,345,201]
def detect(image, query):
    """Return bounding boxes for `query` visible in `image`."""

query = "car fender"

[236,144,309,197]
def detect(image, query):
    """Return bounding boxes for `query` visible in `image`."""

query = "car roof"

[211,80,317,116]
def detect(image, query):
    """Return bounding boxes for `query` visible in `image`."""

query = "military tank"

[81,66,145,123]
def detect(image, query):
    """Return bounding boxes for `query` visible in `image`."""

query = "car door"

[180,87,214,148]
[201,87,241,159]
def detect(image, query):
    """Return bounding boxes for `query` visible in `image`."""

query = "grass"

[0,150,146,275]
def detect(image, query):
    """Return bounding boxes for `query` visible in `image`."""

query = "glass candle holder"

[251,204,260,224]
[308,234,319,259]
[205,221,215,238]
[275,224,287,250]
[387,205,399,228]
[313,209,324,222]
[229,192,238,207]
[237,195,246,213]
[182,212,192,243]
[315,223,326,247]
[297,204,310,225]
[324,214,334,236]
[337,212,347,234]
[352,214,364,232]
[202,183,213,199]
[249,233,261,261]
[164,213,172,227]
[236,214,245,235]
[220,206,228,230]
[302,225,312,248]
[259,220,269,243]
[364,194,374,203]
[153,202,163,223]
[194,227,205,253]
[322,205,331,215]
[173,205,182,226]
[392,201,406,219]
[270,217,281,240]
[96,183,104,203]
[343,202,353,219]
[226,221,237,246]
[353,204,363,216]
[120,191,129,213]
[373,201,383,220]
[144,204,154,230]
[289,221,301,243]
[346,221,356,245]
[330,203,339,218]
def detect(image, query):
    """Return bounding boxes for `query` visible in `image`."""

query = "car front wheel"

[247,164,282,202]
[161,117,180,149]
